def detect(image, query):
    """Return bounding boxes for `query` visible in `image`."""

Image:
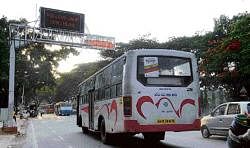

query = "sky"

[1,0,249,72]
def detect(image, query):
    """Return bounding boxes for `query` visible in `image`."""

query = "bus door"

[88,90,95,130]
[76,95,81,126]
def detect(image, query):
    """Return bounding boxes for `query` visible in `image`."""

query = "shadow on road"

[112,136,182,148]
[208,135,227,141]
[79,131,182,148]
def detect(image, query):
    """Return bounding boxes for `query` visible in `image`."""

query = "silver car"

[200,101,250,138]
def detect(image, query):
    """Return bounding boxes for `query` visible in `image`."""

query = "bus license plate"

[157,119,176,124]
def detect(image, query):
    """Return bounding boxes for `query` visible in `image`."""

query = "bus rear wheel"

[100,119,111,144]
[143,132,165,142]
[82,126,89,134]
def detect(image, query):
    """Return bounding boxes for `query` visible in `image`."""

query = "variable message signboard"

[40,7,85,33]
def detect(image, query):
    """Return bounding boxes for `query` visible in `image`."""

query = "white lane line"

[30,120,39,148]
[52,130,56,134]
[68,146,73,148]
[58,136,64,141]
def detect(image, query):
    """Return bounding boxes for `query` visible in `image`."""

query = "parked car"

[200,101,250,138]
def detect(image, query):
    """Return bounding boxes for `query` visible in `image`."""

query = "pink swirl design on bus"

[81,106,89,113]
[136,96,154,119]
[110,100,118,126]
[95,104,110,117]
[136,96,195,119]
[95,100,118,126]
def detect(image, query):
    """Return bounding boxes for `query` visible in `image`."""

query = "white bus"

[76,49,200,143]
[54,102,72,116]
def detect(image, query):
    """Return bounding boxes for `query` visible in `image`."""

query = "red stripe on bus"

[124,119,200,132]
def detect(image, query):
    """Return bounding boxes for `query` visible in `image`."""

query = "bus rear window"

[137,56,193,87]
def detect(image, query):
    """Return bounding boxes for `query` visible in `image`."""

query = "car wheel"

[201,126,210,138]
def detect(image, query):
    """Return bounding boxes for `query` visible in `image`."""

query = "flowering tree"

[201,13,250,100]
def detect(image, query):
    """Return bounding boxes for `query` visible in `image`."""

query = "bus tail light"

[123,96,132,117]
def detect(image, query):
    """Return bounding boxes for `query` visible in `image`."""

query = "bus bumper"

[124,119,200,132]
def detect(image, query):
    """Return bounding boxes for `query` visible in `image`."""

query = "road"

[22,114,227,148]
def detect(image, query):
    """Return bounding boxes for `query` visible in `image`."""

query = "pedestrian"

[40,109,44,117]
[13,111,16,122]
[227,114,250,148]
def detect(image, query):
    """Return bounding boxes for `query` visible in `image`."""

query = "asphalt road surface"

[22,114,227,148]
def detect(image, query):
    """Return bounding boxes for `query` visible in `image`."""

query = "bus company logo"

[136,96,195,119]
[163,102,168,107]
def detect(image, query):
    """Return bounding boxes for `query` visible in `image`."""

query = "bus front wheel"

[100,119,111,144]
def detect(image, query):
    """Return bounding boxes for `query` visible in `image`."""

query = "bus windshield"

[137,56,193,87]
[60,103,71,107]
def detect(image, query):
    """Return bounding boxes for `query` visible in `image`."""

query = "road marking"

[58,136,64,141]
[68,146,73,148]
[30,120,39,148]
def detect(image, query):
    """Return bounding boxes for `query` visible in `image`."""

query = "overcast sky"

[1,0,249,72]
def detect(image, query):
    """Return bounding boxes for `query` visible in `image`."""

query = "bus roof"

[127,49,195,57]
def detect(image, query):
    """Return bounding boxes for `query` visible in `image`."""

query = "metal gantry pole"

[5,37,16,128]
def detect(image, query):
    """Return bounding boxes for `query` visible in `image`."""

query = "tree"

[202,13,250,100]
[0,17,9,80]
[15,43,79,105]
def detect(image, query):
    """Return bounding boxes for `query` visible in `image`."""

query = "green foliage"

[55,60,110,101]
[0,17,9,80]
[202,13,250,98]
[15,43,79,104]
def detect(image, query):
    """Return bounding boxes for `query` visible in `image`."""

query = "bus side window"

[112,59,124,85]
[81,96,83,104]
[84,95,87,104]
[117,83,122,97]
[99,88,105,100]
[111,85,116,98]
[103,66,111,87]
[105,88,111,100]
[95,90,99,101]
